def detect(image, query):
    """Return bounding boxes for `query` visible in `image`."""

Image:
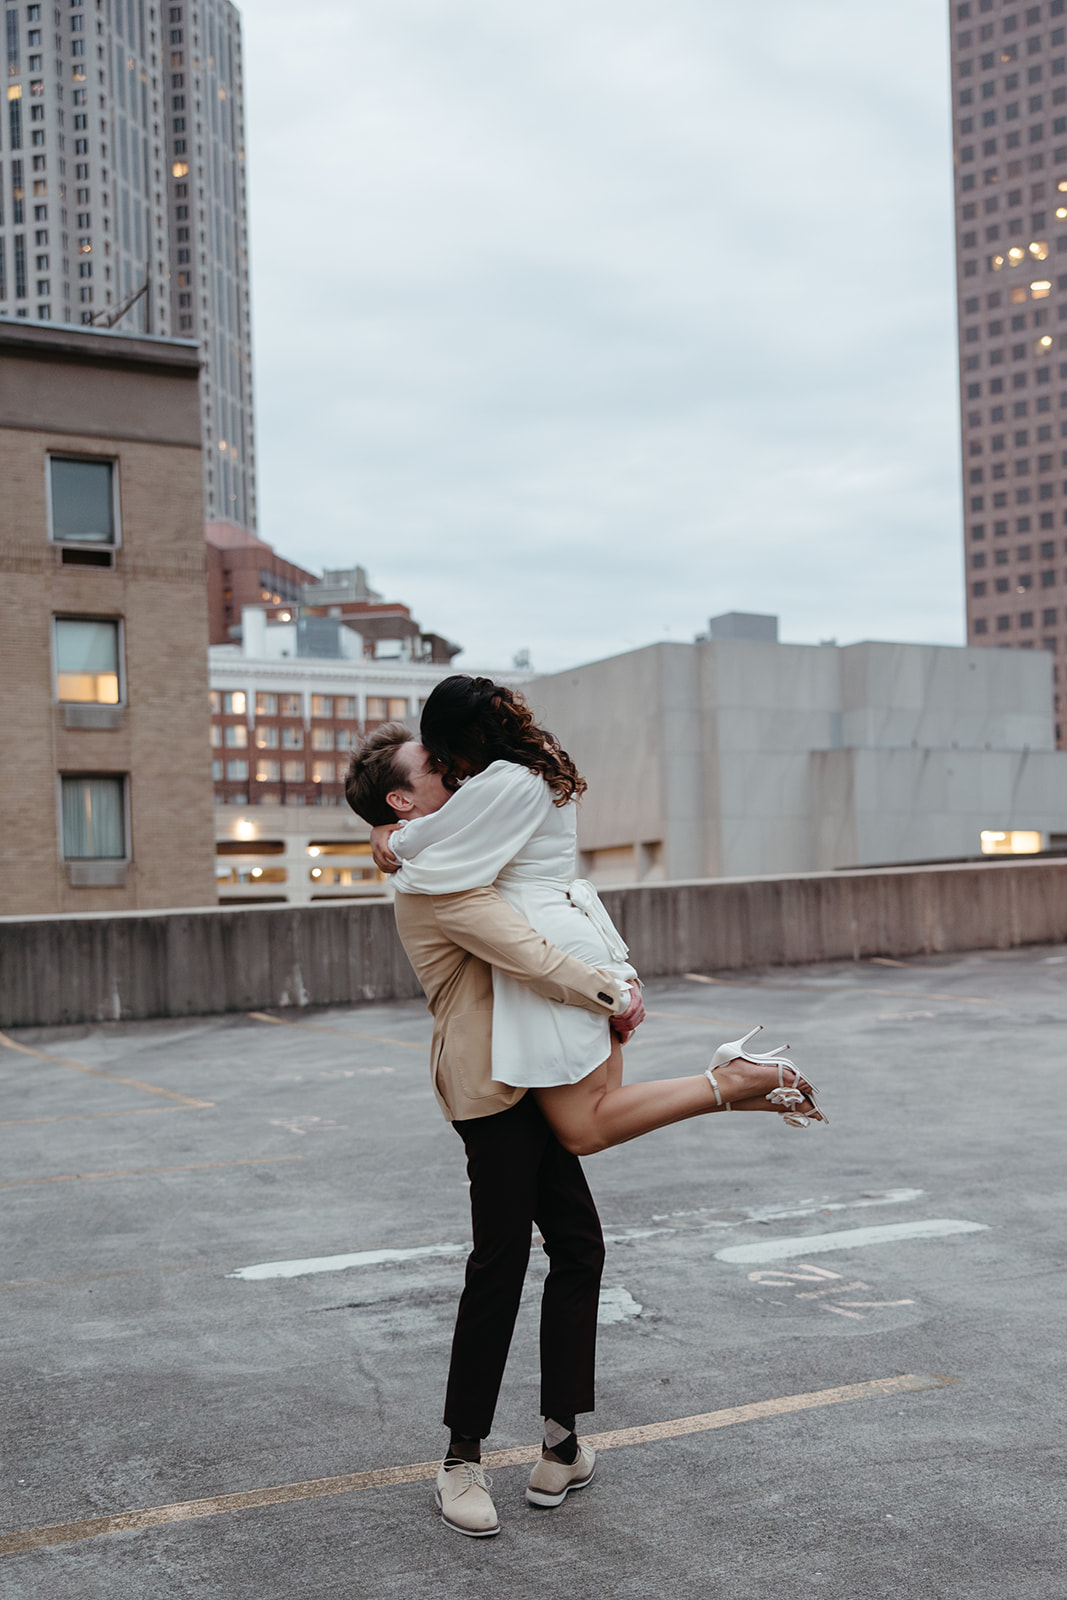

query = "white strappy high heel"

[704,1026,827,1128]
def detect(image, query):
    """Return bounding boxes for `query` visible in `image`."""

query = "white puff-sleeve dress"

[390,760,636,1089]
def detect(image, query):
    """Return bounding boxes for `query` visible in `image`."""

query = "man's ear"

[385,787,415,818]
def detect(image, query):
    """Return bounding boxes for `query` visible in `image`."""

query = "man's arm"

[428,885,633,1017]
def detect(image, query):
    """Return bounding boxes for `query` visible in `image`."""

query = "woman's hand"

[610,985,645,1044]
[370,822,404,875]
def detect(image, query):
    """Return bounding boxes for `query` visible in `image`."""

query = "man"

[345,724,644,1538]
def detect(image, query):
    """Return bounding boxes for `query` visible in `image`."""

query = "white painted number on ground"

[747,1263,916,1321]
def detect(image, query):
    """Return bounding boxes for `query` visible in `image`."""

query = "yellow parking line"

[248,1011,426,1050]
[0,1031,212,1107]
[0,1155,304,1190]
[0,1373,956,1554]
[682,975,997,1006]
[0,1107,200,1128]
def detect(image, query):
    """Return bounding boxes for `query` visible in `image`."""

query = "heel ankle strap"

[704,1067,731,1112]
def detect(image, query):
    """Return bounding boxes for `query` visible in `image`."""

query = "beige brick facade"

[0,320,217,914]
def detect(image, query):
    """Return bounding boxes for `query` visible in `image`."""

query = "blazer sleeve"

[431,886,628,1016]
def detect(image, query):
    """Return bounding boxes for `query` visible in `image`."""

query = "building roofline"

[0,317,201,376]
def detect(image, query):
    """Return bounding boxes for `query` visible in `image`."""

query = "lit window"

[279,694,301,716]
[312,761,335,783]
[311,695,333,718]
[255,692,277,715]
[980,829,1043,853]
[1029,239,1050,259]
[256,759,280,783]
[255,726,279,749]
[222,690,246,715]
[61,775,125,860]
[209,690,221,714]
[49,457,115,544]
[224,724,248,748]
[54,618,120,704]
[1031,279,1052,297]
[1037,334,1054,351]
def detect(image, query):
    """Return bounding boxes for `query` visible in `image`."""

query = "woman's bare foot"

[710,1057,825,1121]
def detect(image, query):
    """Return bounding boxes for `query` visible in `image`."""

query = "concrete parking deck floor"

[2,945,1065,1599]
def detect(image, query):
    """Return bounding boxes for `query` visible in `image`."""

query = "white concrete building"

[528,631,1067,883]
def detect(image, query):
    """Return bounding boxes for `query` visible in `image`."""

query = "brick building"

[951,0,1067,743]
[205,523,317,645]
[0,317,216,913]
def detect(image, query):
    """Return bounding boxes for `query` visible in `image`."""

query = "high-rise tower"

[0,0,255,533]
[950,0,1067,744]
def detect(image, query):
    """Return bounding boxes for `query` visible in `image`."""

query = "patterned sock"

[544,1415,579,1465]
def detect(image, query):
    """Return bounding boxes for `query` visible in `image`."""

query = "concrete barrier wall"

[2,857,1065,1029]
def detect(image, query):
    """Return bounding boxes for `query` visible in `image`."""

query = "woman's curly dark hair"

[419,676,586,807]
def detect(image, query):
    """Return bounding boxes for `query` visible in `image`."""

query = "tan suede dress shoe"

[525,1441,596,1507]
[435,1461,501,1537]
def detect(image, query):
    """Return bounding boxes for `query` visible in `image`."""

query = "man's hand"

[370,822,404,875]
[610,985,645,1044]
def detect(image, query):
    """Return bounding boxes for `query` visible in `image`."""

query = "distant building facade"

[529,631,1067,883]
[950,0,1067,745]
[0,0,255,533]
[209,608,526,904]
[0,317,216,913]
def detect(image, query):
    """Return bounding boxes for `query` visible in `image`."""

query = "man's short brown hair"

[344,722,413,826]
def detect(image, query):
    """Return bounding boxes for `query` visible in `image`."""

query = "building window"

[336,696,358,718]
[210,724,221,747]
[282,760,305,782]
[311,694,333,718]
[222,690,246,714]
[279,693,301,715]
[226,759,249,781]
[54,618,120,704]
[997,614,1012,629]
[255,725,279,748]
[212,759,224,781]
[49,456,116,545]
[366,696,409,720]
[281,726,304,750]
[335,728,358,751]
[61,775,125,859]
[312,761,335,784]
[256,759,280,783]
[311,727,334,750]
[975,617,989,633]
[224,724,248,748]
[255,692,277,715]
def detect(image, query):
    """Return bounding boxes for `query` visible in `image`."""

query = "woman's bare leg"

[534,1038,818,1157]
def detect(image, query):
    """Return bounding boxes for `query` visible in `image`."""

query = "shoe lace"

[448,1462,493,1492]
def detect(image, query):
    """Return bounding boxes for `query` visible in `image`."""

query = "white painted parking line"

[227,1243,468,1281]
[715,1218,990,1265]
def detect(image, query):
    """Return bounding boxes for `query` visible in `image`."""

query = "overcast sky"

[240,0,959,674]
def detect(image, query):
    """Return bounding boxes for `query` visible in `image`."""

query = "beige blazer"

[393,885,627,1122]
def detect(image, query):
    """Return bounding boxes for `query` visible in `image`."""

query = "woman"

[374,675,824,1156]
